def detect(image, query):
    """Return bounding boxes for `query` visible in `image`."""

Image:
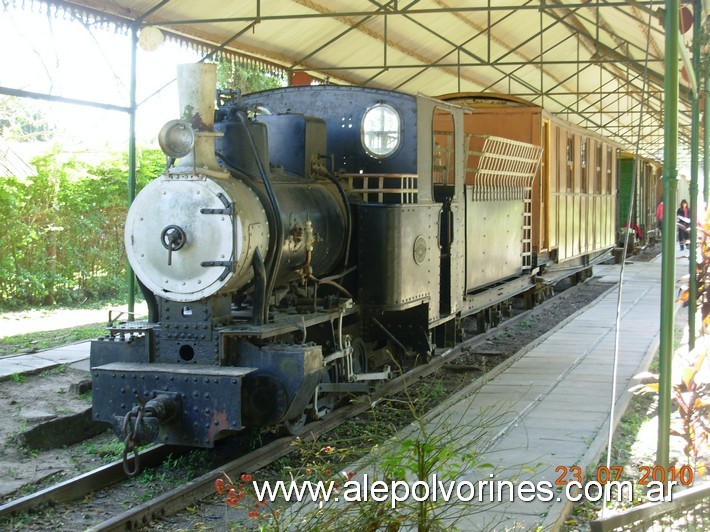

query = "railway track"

[0,277,616,530]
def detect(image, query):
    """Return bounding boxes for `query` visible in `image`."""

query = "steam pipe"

[127,24,138,321]
[251,248,267,326]
[136,278,159,323]
[236,112,284,324]
[689,0,701,349]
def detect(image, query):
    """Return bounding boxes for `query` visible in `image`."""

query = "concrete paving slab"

[35,352,88,365]
[0,356,55,378]
[0,341,92,380]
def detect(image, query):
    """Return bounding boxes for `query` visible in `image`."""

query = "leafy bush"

[216,59,286,93]
[0,146,164,308]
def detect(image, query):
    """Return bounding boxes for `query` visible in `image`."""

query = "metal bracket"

[201,260,234,281]
[353,365,392,381]
[201,261,234,268]
[201,192,234,215]
[317,382,370,394]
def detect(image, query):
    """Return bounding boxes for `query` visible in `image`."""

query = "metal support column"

[689,0,701,349]
[127,24,138,321]
[705,68,710,207]
[658,0,679,470]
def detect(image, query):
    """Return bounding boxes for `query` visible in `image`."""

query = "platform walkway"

[0,340,90,379]
[413,253,680,530]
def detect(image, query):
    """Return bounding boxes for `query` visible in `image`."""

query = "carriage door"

[539,119,551,252]
[433,108,456,315]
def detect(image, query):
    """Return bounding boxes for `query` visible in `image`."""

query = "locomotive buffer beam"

[92,362,257,447]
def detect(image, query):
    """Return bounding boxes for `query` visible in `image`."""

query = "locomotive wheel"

[501,301,513,317]
[535,285,552,304]
[524,289,535,309]
[490,306,502,327]
[283,413,307,435]
[351,338,370,375]
[308,372,336,421]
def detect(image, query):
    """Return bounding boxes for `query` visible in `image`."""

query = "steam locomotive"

[90,63,619,454]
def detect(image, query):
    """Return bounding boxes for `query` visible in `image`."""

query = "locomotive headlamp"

[361,103,401,158]
[158,119,195,158]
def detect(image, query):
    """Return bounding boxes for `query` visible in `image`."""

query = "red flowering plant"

[214,444,361,529]
[214,472,275,522]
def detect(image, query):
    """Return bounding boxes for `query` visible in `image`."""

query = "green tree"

[0,147,164,308]
[0,96,55,142]
[215,59,286,93]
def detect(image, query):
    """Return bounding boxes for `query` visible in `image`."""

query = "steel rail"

[0,445,184,519]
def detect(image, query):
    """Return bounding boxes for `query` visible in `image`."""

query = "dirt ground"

[0,366,111,499]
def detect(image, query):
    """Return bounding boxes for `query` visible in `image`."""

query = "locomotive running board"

[218,302,358,340]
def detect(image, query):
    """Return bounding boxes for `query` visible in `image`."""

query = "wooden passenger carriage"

[438,92,619,273]
[617,153,662,247]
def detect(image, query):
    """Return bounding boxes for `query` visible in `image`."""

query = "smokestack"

[177,63,216,130]
[171,63,225,176]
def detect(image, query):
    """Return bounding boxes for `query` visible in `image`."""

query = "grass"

[0,323,108,358]
[76,431,130,464]
[39,364,67,376]
[130,451,210,502]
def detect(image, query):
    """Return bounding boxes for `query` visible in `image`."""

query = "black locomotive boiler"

[90,63,612,455]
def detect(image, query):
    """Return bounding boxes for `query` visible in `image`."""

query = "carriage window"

[581,139,588,193]
[555,128,561,192]
[361,103,401,158]
[566,136,574,192]
[596,144,603,193]
[606,146,613,193]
